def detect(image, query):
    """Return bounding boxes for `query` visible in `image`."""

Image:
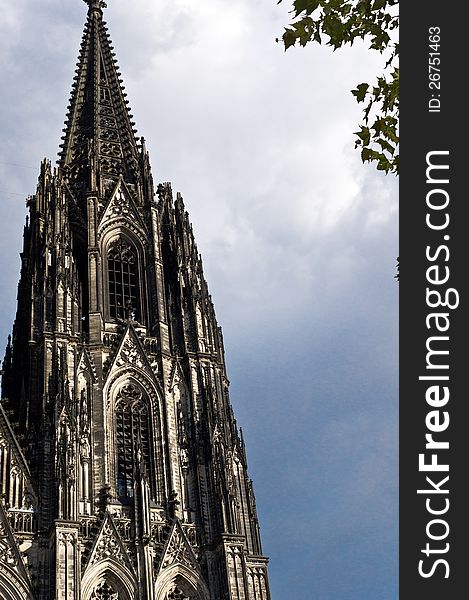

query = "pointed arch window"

[108,239,140,320]
[115,383,152,499]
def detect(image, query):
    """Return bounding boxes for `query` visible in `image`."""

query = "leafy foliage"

[278,0,399,174]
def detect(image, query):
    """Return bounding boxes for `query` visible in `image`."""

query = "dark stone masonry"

[0,1,270,598]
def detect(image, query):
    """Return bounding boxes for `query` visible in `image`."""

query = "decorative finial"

[83,0,107,12]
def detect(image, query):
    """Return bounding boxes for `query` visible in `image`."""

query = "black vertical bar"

[401,2,468,598]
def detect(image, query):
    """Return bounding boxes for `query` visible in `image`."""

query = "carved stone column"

[54,521,81,600]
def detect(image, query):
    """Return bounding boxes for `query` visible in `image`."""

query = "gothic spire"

[59,1,140,189]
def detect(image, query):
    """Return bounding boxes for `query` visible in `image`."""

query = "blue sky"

[0,1,398,598]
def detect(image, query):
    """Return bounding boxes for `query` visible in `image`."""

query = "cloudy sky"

[0,1,398,598]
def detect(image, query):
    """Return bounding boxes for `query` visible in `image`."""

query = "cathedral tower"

[0,1,271,598]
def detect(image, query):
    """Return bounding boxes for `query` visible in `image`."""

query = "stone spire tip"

[83,0,107,13]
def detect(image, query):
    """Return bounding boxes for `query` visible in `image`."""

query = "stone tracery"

[115,382,152,498]
[108,238,140,321]
[90,581,119,600]
[166,586,191,600]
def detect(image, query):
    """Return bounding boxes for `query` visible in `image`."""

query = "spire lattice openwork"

[60,0,140,191]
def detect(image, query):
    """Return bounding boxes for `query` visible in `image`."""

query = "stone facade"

[0,1,270,598]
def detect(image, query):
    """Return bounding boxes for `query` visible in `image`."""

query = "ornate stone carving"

[77,347,98,382]
[115,336,145,370]
[160,522,199,573]
[99,106,114,117]
[90,581,118,600]
[166,587,191,600]
[58,531,77,545]
[100,117,116,128]
[103,186,140,223]
[90,520,126,566]
[0,522,17,566]
[80,434,91,460]
[118,382,143,403]
[100,142,122,158]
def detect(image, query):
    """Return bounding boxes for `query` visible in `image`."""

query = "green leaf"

[372,0,387,11]
[323,14,345,47]
[376,138,395,155]
[282,29,298,49]
[377,158,391,171]
[361,148,373,162]
[354,126,371,146]
[352,83,369,103]
[293,0,320,17]
[278,0,400,175]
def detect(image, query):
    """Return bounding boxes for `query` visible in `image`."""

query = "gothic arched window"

[115,384,152,499]
[108,239,140,320]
